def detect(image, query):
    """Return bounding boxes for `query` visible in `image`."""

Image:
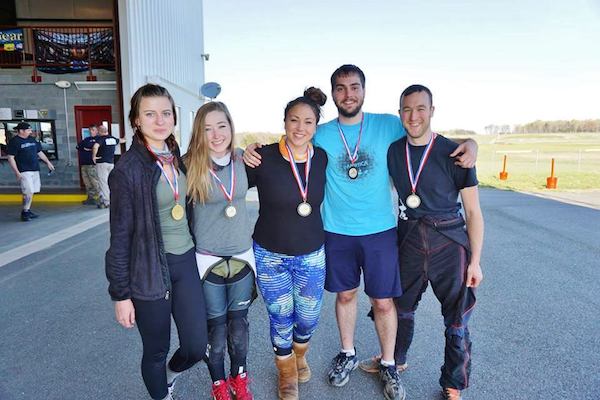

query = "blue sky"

[203,0,600,134]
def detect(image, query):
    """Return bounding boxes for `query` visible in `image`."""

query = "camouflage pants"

[81,165,100,199]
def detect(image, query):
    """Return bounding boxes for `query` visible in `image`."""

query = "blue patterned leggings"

[253,242,326,356]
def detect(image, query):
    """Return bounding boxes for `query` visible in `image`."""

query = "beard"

[335,98,364,119]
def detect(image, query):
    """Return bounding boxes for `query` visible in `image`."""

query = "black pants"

[395,216,476,390]
[133,248,208,400]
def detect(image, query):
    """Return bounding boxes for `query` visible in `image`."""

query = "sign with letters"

[0,29,24,52]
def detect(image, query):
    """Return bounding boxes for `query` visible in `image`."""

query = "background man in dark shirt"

[76,124,100,205]
[7,122,55,221]
[92,125,118,208]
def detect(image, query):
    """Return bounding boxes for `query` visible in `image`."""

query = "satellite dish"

[201,82,221,99]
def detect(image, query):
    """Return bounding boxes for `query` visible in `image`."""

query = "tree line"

[485,119,600,135]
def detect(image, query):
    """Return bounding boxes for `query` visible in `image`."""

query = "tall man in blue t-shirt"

[7,122,55,221]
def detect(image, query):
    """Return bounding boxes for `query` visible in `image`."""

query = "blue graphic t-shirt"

[313,113,405,235]
[7,135,42,172]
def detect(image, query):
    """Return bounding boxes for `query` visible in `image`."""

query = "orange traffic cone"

[546,158,558,189]
[499,155,508,180]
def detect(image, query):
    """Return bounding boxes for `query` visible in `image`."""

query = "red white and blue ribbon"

[146,144,179,202]
[209,158,236,203]
[285,141,312,202]
[337,113,364,165]
[155,160,179,202]
[405,133,437,194]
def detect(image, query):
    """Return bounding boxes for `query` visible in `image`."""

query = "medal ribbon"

[155,161,179,202]
[337,113,364,164]
[405,133,437,194]
[146,144,179,202]
[209,159,236,203]
[285,141,312,202]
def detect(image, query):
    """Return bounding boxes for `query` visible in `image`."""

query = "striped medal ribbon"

[285,141,313,217]
[404,133,437,209]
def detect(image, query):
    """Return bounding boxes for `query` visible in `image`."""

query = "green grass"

[448,132,600,191]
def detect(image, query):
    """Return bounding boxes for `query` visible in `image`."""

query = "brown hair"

[185,101,236,203]
[284,87,327,123]
[128,83,179,168]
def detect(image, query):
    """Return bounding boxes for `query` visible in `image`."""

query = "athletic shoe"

[359,354,408,374]
[442,387,462,400]
[82,198,96,205]
[20,211,31,222]
[379,364,406,400]
[327,351,358,387]
[28,210,39,219]
[211,379,232,400]
[167,376,176,396]
[228,372,253,400]
[97,203,109,209]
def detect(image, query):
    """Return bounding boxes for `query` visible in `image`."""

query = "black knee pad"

[207,322,227,362]
[227,315,249,359]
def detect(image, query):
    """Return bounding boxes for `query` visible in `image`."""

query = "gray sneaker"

[327,351,358,387]
[379,364,406,400]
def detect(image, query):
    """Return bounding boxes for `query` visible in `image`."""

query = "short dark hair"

[400,84,433,108]
[330,64,365,89]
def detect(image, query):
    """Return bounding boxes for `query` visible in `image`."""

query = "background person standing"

[92,125,118,208]
[7,122,55,221]
[76,124,101,205]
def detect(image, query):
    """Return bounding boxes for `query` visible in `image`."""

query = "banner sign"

[0,29,24,52]
[33,29,114,74]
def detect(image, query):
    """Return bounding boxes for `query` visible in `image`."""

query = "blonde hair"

[185,101,236,203]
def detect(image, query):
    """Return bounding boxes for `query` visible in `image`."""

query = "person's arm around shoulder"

[242,142,263,168]
[450,138,478,168]
[460,185,484,287]
[37,150,55,172]
[105,167,136,328]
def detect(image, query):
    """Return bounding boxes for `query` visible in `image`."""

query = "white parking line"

[0,212,109,268]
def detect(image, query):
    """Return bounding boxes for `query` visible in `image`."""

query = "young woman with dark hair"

[106,83,208,400]
[246,87,328,400]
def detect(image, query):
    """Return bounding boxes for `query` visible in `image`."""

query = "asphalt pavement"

[0,188,599,400]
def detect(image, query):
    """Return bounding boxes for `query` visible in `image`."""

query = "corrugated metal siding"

[118,0,205,150]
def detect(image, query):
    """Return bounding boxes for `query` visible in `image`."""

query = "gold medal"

[348,166,358,179]
[171,203,185,220]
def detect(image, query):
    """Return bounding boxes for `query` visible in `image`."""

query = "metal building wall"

[118,0,205,151]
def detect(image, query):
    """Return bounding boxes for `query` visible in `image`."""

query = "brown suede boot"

[293,342,311,383]
[275,354,299,400]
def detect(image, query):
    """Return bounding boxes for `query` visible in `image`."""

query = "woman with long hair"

[185,102,255,400]
[246,87,328,400]
[106,84,208,400]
